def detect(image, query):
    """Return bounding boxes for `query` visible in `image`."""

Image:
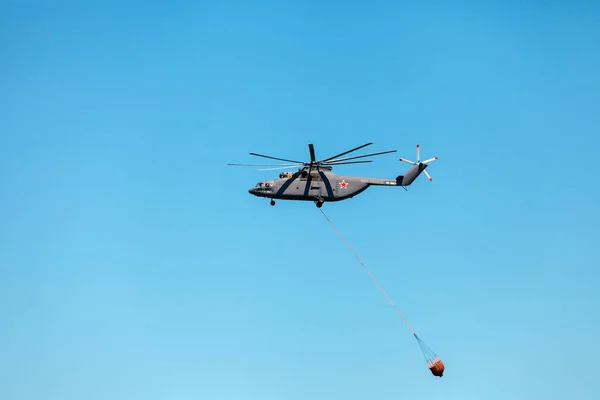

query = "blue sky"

[1,1,599,399]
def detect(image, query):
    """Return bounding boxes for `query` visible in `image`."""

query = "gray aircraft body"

[229,142,438,207]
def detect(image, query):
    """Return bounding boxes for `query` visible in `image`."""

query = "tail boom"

[396,163,428,186]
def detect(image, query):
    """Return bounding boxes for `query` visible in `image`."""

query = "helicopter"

[227,142,438,207]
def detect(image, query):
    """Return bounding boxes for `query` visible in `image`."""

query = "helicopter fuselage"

[249,166,408,206]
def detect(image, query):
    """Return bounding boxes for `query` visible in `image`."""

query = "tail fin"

[396,163,429,186]
[396,144,438,186]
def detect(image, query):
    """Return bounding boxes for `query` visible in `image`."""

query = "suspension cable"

[319,208,416,336]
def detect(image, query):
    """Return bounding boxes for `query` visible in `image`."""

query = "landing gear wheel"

[270,200,276,206]
[316,201,323,208]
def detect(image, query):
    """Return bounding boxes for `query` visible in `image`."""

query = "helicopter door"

[309,182,323,198]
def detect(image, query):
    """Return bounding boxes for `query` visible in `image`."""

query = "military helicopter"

[227,142,438,207]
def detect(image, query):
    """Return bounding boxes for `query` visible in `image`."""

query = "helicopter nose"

[248,187,256,194]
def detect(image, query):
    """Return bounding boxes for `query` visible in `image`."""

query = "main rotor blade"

[227,163,303,167]
[317,142,373,163]
[322,160,373,165]
[249,152,304,164]
[324,149,397,163]
[309,143,316,162]
[258,164,304,171]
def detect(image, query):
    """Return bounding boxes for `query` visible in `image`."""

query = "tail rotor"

[399,144,438,181]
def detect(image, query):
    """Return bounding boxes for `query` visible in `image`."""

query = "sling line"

[318,208,415,335]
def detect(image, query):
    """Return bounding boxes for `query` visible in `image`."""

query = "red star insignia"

[340,180,348,189]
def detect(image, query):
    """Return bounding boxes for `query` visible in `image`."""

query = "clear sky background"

[2,1,599,399]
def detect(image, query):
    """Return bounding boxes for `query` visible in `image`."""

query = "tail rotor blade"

[416,144,421,163]
[421,157,438,164]
[399,158,417,165]
[423,170,433,181]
